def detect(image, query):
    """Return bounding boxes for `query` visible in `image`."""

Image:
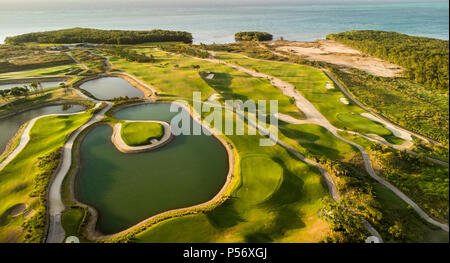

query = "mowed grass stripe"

[121,122,164,146]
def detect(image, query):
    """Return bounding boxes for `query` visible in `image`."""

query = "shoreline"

[67,100,236,241]
[111,120,174,153]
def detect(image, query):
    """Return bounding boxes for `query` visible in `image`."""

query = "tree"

[30,82,38,95]
[0,89,9,101]
[60,82,69,95]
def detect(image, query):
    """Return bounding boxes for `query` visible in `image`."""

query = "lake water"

[79,77,144,100]
[0,1,448,44]
[0,104,85,155]
[0,81,63,91]
[76,103,229,234]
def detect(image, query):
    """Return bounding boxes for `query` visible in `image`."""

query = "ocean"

[0,1,448,44]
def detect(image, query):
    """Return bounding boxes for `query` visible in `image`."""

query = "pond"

[0,104,85,155]
[79,77,144,100]
[0,81,63,91]
[76,103,229,234]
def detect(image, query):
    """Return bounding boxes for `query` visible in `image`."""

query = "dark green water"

[0,104,85,155]
[76,103,229,234]
[79,77,144,100]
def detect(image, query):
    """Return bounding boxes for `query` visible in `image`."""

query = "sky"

[1,0,445,8]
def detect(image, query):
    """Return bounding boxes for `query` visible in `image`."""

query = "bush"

[6,28,193,45]
[235,32,273,42]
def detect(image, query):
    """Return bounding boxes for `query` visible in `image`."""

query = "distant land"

[0,1,448,44]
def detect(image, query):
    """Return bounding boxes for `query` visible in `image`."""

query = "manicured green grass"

[279,123,358,160]
[121,122,164,146]
[372,182,449,243]
[0,111,92,242]
[331,68,449,145]
[214,52,402,143]
[133,110,330,243]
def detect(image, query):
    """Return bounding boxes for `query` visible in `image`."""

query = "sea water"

[0,1,448,44]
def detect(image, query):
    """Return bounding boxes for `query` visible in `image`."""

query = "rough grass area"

[0,111,92,243]
[121,122,164,146]
[331,67,449,145]
[279,123,358,160]
[61,207,85,237]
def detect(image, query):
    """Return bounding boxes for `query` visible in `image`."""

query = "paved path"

[0,104,98,172]
[198,53,449,233]
[46,101,112,243]
[321,68,440,145]
[67,52,88,72]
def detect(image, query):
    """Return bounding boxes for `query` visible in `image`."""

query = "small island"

[111,120,173,153]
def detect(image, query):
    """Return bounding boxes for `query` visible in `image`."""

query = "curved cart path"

[46,101,112,243]
[0,104,99,172]
[173,96,383,241]
[198,55,449,233]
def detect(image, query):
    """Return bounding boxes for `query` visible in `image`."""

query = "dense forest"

[235,32,273,42]
[327,31,449,93]
[5,28,193,45]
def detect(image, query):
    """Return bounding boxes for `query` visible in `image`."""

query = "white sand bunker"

[22,209,35,219]
[207,93,221,101]
[325,82,334,89]
[9,203,27,217]
[339,97,349,105]
[206,73,215,80]
[361,113,412,141]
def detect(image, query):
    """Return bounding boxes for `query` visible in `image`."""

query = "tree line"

[5,28,193,45]
[0,82,67,100]
[104,47,154,63]
[327,30,449,93]
[235,32,273,42]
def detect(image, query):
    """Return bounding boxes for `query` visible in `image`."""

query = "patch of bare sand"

[22,209,35,219]
[1,230,21,243]
[9,203,27,217]
[272,40,404,77]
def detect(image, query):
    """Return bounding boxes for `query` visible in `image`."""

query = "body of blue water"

[0,1,448,43]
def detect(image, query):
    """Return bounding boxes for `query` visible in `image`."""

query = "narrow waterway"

[0,104,85,155]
